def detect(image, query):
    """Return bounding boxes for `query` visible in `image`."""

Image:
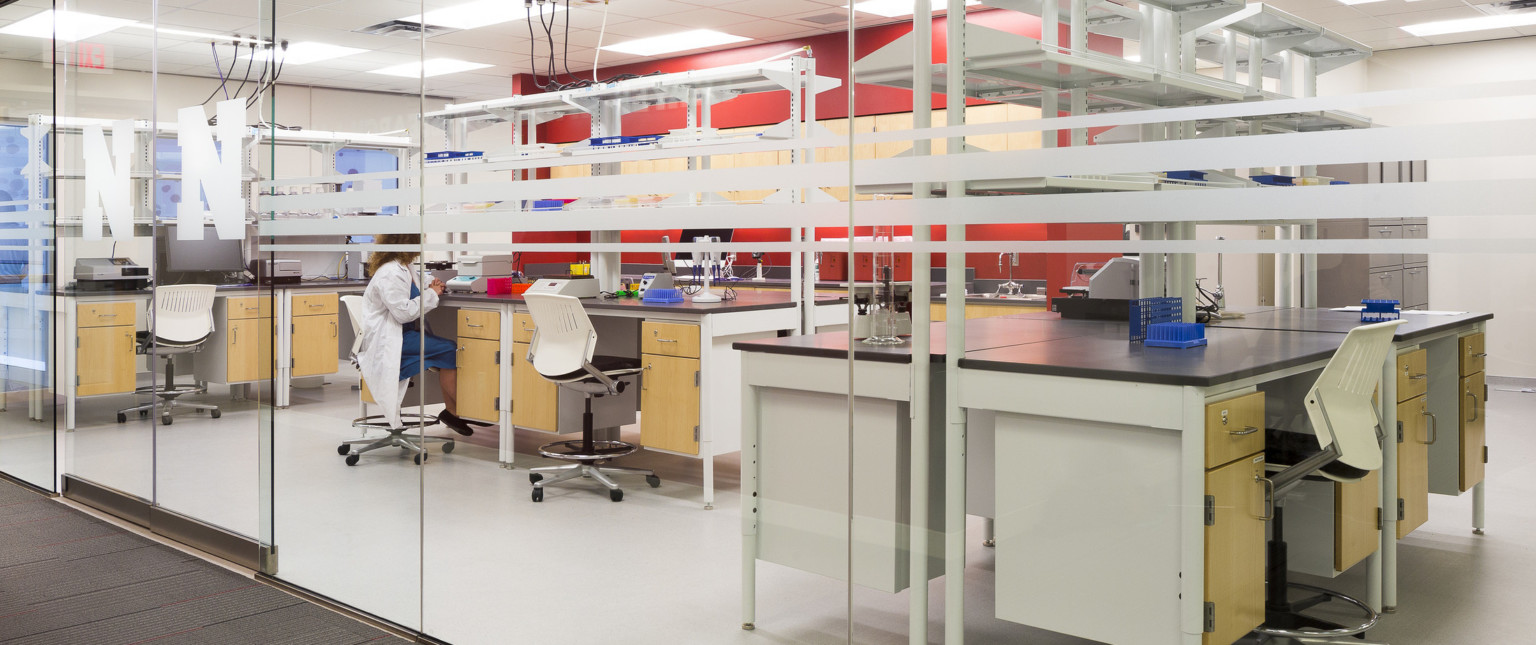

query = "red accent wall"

[512,9,1124,286]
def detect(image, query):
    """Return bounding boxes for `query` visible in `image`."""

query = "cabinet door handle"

[1256,475,1275,521]
[1408,374,1427,380]
[233,328,238,344]
[1228,426,1259,436]
[1467,390,1479,422]
[641,364,651,390]
[466,323,483,328]
[331,321,337,338]
[1472,352,1487,358]
[655,338,677,343]
[1422,410,1438,445]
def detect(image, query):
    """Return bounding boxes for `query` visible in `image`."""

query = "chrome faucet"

[996,252,1021,297]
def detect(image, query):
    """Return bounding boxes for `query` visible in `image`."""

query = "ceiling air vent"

[1484,0,1536,12]
[799,12,847,25]
[354,20,459,38]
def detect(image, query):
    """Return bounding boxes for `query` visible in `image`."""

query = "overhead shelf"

[424,58,843,126]
[853,24,1255,112]
[858,169,1252,196]
[1192,4,1369,79]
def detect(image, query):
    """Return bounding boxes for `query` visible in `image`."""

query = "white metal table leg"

[741,381,759,630]
[1473,481,1486,534]
[983,517,995,547]
[1381,356,1399,613]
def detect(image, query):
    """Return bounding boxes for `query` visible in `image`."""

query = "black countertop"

[960,326,1348,387]
[1208,308,1491,343]
[444,289,843,314]
[733,315,1123,364]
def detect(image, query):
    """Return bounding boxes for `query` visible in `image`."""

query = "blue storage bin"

[1361,299,1401,322]
[1144,322,1208,348]
[642,288,684,303]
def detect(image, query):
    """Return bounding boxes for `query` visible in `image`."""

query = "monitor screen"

[162,225,246,273]
[674,228,733,261]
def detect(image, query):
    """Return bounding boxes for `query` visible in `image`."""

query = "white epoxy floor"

[14,373,1536,644]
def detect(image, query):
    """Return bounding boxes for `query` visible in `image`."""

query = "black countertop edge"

[1392,313,1491,342]
[1209,311,1494,343]
[443,292,838,314]
[732,341,916,364]
[956,353,1332,388]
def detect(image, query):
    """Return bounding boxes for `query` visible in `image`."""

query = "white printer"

[445,254,515,293]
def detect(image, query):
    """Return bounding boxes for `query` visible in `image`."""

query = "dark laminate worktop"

[1208,308,1491,343]
[960,327,1348,387]
[733,315,1123,364]
[445,289,843,314]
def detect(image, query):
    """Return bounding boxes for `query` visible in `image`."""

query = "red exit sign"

[75,42,110,70]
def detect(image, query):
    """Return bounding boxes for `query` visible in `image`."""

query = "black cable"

[561,0,577,83]
[526,4,546,90]
[230,41,258,99]
[200,41,241,106]
[246,43,287,110]
[540,3,557,88]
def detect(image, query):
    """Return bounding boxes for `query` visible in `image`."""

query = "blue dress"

[398,282,458,381]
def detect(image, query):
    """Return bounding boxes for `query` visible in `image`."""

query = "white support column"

[943,2,968,642]
[908,2,934,641]
[1223,30,1237,82]
[591,100,623,292]
[1069,0,1087,146]
[1276,224,1293,308]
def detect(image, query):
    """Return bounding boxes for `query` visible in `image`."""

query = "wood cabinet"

[510,341,558,432]
[1397,396,1430,539]
[1458,332,1485,377]
[76,314,136,396]
[642,321,701,358]
[929,302,1046,322]
[640,353,700,455]
[1335,471,1380,572]
[457,337,500,423]
[291,293,339,377]
[1204,452,1267,645]
[196,295,273,384]
[1460,370,1486,492]
[454,309,502,424]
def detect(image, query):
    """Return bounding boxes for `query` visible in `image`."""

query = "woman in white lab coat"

[355,233,487,435]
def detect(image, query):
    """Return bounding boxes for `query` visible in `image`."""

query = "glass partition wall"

[6,1,1535,644]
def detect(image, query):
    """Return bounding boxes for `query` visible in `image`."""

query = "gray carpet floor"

[0,480,408,645]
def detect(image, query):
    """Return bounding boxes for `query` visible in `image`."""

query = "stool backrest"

[152,284,216,344]
[340,295,366,356]
[1305,319,1405,472]
[522,293,596,379]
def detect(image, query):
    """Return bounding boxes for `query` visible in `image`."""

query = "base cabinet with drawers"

[194,296,273,385]
[640,321,701,455]
[76,301,137,397]
[1458,332,1487,492]
[1202,391,1266,645]
[290,293,340,378]
[455,309,501,424]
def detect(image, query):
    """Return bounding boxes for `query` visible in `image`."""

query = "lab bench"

[735,308,1490,645]
[442,290,849,509]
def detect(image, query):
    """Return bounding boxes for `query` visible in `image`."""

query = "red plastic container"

[509,282,533,295]
[486,277,514,295]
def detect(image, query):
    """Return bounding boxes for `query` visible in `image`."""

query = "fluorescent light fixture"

[600,29,750,56]
[243,42,366,66]
[847,0,981,18]
[1403,13,1536,37]
[368,58,493,78]
[400,0,564,30]
[0,9,136,42]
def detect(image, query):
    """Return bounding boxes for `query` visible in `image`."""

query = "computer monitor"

[674,228,733,262]
[155,224,246,283]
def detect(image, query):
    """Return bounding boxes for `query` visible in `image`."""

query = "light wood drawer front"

[293,293,339,316]
[458,310,501,341]
[1460,371,1486,492]
[512,313,536,344]
[1205,391,1265,470]
[642,322,701,358]
[78,302,135,328]
[1204,453,1267,645]
[1459,333,1485,377]
[1396,349,1428,402]
[226,296,272,320]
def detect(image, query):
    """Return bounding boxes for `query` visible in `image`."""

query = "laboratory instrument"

[74,258,150,291]
[446,254,515,293]
[524,276,601,299]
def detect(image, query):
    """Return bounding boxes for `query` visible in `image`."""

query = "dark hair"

[366,233,422,276]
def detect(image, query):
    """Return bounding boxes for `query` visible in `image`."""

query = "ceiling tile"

[1378,7,1484,28]
[1367,35,1434,50]
[1344,27,1411,42]
[1423,27,1526,45]
[1323,17,1394,33]
[1351,0,1473,17]
[1285,6,1368,25]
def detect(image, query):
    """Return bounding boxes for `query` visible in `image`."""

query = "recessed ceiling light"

[368,58,493,78]
[0,9,136,42]
[243,42,366,66]
[1403,13,1536,37]
[846,0,981,18]
[600,29,750,56]
[399,0,564,30]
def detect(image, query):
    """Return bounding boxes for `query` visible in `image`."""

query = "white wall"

[1356,38,1536,378]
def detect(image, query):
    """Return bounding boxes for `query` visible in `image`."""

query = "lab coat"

[355,260,438,428]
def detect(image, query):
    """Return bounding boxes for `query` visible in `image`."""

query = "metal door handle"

[466,323,483,328]
[1408,374,1427,380]
[1422,410,1438,445]
[331,321,337,338]
[656,338,677,343]
[1256,476,1275,521]
[1472,352,1487,358]
[233,328,238,344]
[1467,391,1479,422]
[1228,426,1259,436]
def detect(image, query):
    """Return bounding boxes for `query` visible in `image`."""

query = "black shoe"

[438,410,475,437]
